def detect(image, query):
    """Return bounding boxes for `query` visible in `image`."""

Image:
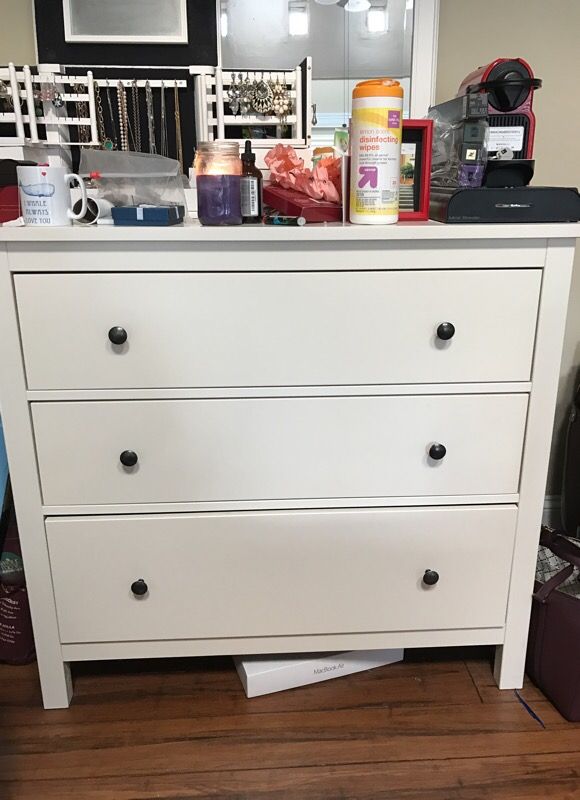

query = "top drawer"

[15,270,541,390]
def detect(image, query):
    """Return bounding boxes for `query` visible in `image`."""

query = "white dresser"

[0,222,578,709]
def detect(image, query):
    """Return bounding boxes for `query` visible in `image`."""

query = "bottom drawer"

[47,506,516,644]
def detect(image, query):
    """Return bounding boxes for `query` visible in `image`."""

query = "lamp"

[366,0,388,32]
[289,1,309,36]
[344,0,371,10]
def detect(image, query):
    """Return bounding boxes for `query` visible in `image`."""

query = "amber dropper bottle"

[240,141,263,224]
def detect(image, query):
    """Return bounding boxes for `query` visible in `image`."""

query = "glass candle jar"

[195,141,242,226]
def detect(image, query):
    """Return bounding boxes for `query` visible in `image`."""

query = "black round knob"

[120,450,138,467]
[108,326,128,345]
[131,579,148,597]
[423,570,440,587]
[429,443,447,461]
[437,322,455,341]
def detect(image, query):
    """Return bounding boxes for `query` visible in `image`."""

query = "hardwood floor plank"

[0,662,43,708]
[1,700,563,754]
[2,705,580,780]
[465,658,546,705]
[3,752,580,800]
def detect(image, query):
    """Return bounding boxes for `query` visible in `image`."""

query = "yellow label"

[350,105,402,218]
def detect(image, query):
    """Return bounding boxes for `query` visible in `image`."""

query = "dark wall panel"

[35,0,218,67]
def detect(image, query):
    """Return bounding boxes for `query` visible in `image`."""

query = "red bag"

[0,509,36,665]
[526,528,580,720]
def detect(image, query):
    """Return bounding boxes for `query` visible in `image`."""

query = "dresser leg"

[493,635,527,690]
[38,660,73,709]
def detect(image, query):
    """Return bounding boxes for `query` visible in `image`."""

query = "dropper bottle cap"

[241,140,255,164]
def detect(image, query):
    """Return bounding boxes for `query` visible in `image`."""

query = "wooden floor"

[1,647,580,799]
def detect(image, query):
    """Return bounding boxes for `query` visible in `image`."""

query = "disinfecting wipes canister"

[350,79,404,225]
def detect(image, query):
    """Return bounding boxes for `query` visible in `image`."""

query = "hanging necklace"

[160,81,168,157]
[117,81,129,151]
[131,80,142,152]
[94,82,114,150]
[174,83,184,173]
[123,81,137,152]
[105,82,119,150]
[145,81,157,154]
[74,82,90,145]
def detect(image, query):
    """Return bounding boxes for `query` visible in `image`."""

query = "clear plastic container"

[195,141,242,226]
[79,150,186,208]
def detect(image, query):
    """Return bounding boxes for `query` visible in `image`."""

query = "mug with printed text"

[17,165,88,226]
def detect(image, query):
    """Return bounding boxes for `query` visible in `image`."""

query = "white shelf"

[1,221,579,244]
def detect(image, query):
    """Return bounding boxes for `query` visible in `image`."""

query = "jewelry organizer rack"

[0,64,26,146]
[0,63,188,168]
[191,58,312,150]
[0,63,98,152]
[2,60,313,171]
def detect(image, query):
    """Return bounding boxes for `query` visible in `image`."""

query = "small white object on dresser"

[0,221,579,709]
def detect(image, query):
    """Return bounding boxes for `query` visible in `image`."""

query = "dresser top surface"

[1,220,579,244]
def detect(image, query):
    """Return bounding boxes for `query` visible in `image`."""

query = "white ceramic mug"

[72,196,114,225]
[17,165,88,226]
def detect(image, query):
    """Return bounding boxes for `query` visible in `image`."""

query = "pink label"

[388,110,401,128]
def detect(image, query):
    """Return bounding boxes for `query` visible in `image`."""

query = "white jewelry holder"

[0,64,188,163]
[0,63,96,164]
[0,64,37,156]
[1,59,308,173]
[190,58,312,150]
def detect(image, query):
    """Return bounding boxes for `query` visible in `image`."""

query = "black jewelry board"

[34,1,218,67]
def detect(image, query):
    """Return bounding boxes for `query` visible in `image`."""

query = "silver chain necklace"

[131,80,142,152]
[160,81,169,157]
[74,82,90,145]
[145,81,157,154]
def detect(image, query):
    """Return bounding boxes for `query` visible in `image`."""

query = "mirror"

[219,0,413,145]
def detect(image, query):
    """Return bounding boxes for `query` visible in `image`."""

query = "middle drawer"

[33,395,528,507]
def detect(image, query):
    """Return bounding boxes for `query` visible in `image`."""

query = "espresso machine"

[457,57,541,161]
[429,58,580,223]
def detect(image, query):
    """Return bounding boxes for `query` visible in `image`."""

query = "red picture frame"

[399,118,433,221]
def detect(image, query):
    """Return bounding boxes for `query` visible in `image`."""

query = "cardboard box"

[263,184,342,223]
[234,649,404,698]
[111,205,186,226]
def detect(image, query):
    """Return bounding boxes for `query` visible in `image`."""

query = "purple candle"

[197,174,242,226]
